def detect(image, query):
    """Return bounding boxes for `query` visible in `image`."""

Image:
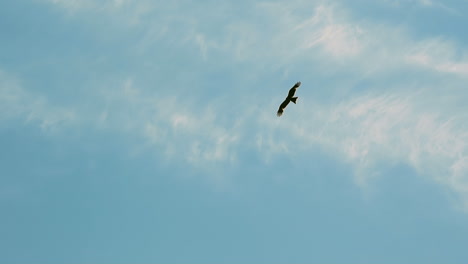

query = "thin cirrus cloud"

[6,0,468,208]
[407,38,468,76]
[184,1,467,79]
[243,2,468,205]
[85,78,242,167]
[0,70,77,132]
[190,1,468,205]
[7,75,467,208]
[264,92,468,208]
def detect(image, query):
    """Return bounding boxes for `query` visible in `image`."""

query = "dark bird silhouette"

[277,81,301,117]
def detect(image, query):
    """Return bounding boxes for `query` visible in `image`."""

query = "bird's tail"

[291,97,298,104]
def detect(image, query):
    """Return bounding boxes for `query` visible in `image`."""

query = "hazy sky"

[2,0,468,263]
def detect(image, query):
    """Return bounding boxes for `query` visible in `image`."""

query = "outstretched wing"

[277,81,301,117]
[277,99,290,117]
[287,81,301,98]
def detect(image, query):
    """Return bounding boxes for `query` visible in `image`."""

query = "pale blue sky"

[2,0,468,263]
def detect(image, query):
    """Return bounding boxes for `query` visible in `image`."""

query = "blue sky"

[2,0,468,263]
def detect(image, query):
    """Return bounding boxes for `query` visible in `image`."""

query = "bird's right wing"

[277,99,289,116]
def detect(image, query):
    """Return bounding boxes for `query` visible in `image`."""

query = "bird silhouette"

[277,81,301,117]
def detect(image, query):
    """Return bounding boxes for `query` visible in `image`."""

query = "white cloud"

[15,0,468,206]
[5,68,468,207]
[185,1,468,78]
[0,70,77,132]
[0,71,241,169]
[407,38,468,76]
[42,0,467,75]
[94,78,241,167]
[255,91,468,208]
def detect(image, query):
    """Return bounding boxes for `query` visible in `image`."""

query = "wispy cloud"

[255,89,468,207]
[103,81,468,208]
[3,71,468,208]
[169,1,468,79]
[43,0,467,74]
[8,0,468,207]
[407,38,468,76]
[92,78,242,168]
[0,70,77,132]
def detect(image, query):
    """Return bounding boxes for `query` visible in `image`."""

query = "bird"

[277,81,301,117]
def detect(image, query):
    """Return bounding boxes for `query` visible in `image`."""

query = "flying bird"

[277,81,301,117]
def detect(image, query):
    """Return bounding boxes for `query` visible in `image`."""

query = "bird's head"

[295,81,301,87]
